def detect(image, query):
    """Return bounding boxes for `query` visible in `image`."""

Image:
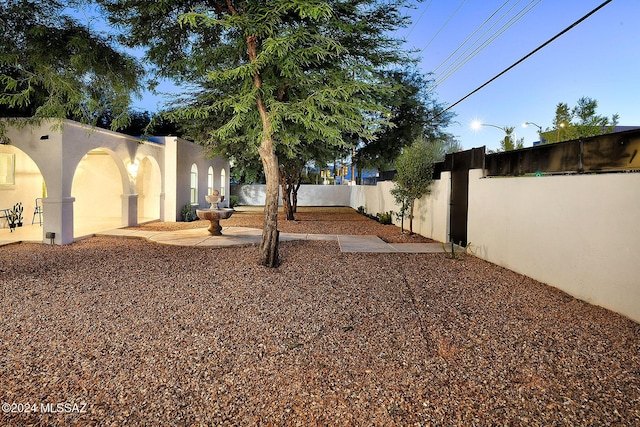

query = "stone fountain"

[196,190,234,235]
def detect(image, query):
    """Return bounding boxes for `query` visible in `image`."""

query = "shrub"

[181,204,197,222]
[376,211,394,225]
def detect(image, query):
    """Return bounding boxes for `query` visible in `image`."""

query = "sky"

[130,0,640,153]
[394,0,640,151]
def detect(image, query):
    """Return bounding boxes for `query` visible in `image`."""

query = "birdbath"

[196,190,234,235]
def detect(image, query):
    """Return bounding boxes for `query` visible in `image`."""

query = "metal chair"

[32,198,43,226]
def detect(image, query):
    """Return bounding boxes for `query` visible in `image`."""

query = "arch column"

[42,197,75,245]
[159,192,166,221]
[121,193,139,227]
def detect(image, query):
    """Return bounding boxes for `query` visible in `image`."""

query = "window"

[190,164,198,204]
[207,166,214,195]
[0,153,15,185]
[220,168,226,197]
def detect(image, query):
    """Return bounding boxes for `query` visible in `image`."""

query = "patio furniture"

[0,208,11,227]
[32,198,43,225]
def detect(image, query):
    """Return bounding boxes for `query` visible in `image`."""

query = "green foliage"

[181,204,197,222]
[355,68,455,172]
[357,206,366,215]
[376,211,394,225]
[229,195,239,208]
[391,138,437,208]
[541,97,618,143]
[101,0,414,162]
[391,137,439,234]
[101,0,416,266]
[499,126,524,152]
[0,0,142,133]
[441,241,472,260]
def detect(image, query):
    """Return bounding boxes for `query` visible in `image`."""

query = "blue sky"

[396,0,640,151]
[129,0,639,153]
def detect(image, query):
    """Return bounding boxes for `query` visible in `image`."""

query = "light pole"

[556,122,565,142]
[471,121,516,150]
[523,121,543,144]
[522,121,542,131]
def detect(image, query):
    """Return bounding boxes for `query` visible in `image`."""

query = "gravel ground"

[132,206,434,244]
[1,208,639,426]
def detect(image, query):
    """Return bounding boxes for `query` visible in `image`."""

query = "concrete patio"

[0,224,450,253]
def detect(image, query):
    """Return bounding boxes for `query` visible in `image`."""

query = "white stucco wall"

[348,177,449,242]
[159,137,229,221]
[232,184,353,207]
[467,169,640,323]
[232,180,449,241]
[72,150,123,220]
[3,120,230,240]
[0,144,44,226]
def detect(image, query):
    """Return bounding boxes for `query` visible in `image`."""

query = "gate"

[445,148,485,246]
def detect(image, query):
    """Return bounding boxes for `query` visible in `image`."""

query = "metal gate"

[446,148,485,246]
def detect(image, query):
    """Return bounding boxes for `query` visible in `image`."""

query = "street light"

[557,122,565,142]
[523,122,544,145]
[471,120,507,132]
[522,121,542,131]
[471,121,516,149]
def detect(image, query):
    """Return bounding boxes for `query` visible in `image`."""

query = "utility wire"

[403,0,434,40]
[419,0,467,54]
[435,0,541,87]
[442,0,613,113]
[435,0,529,82]
[432,0,511,74]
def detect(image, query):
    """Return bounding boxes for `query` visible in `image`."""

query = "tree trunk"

[292,179,301,213]
[280,169,295,220]
[248,34,279,267]
[260,145,280,266]
[409,199,415,235]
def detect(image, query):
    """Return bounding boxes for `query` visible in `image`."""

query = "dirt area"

[1,207,638,426]
[133,206,434,243]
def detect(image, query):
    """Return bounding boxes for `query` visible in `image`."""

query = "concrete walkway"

[94,226,448,253]
[0,225,448,253]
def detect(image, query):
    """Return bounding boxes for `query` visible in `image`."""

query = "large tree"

[102,0,412,266]
[355,69,454,175]
[0,0,142,139]
[541,97,618,143]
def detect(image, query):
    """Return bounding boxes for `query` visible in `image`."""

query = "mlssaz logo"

[40,402,88,413]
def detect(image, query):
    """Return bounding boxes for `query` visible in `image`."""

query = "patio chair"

[32,198,43,226]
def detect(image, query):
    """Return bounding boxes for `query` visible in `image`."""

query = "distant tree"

[0,0,142,140]
[355,69,454,174]
[542,97,618,143]
[390,137,439,234]
[500,126,524,151]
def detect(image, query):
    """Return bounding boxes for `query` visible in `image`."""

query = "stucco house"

[0,119,229,244]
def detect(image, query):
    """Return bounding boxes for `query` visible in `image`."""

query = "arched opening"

[0,144,46,240]
[220,168,226,197]
[71,148,125,237]
[190,164,198,204]
[207,166,214,195]
[136,156,162,223]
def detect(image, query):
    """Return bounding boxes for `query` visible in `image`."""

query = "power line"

[435,0,541,87]
[432,0,511,74]
[442,0,613,114]
[403,0,434,40]
[419,0,467,54]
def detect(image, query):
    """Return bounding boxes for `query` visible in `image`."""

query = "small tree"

[390,137,438,234]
